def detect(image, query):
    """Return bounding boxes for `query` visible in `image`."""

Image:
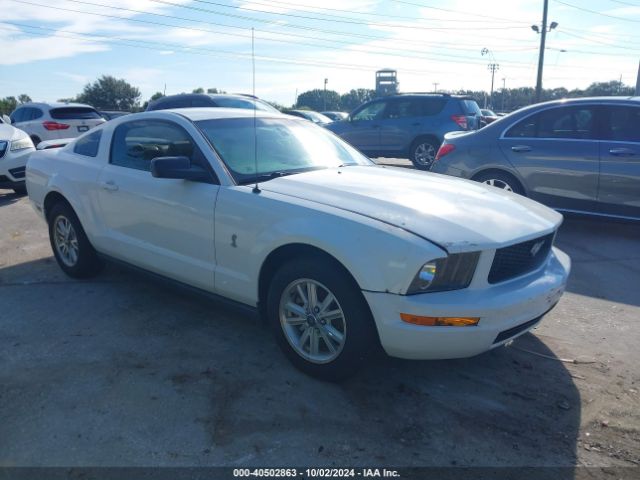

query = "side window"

[382,99,421,120]
[352,101,386,121]
[31,108,43,120]
[10,108,25,123]
[421,98,447,116]
[506,107,596,139]
[109,121,216,183]
[73,130,102,157]
[606,106,640,142]
[111,120,197,171]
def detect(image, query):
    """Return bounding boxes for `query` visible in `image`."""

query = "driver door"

[341,100,387,154]
[96,119,219,291]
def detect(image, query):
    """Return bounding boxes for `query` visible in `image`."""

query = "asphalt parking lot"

[1,179,639,471]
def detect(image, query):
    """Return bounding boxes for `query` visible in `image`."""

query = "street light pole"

[535,0,549,103]
[323,78,328,111]
[488,64,499,109]
[501,77,506,112]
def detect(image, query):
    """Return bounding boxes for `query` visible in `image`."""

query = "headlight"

[10,137,34,152]
[407,252,480,294]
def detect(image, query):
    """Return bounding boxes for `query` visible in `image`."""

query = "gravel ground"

[0,185,638,473]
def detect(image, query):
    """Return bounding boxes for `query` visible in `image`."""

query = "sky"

[0,0,639,106]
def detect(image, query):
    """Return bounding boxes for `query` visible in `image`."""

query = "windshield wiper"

[239,170,301,185]
[239,166,331,185]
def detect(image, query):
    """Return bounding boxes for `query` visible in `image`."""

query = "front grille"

[488,233,554,284]
[9,167,25,179]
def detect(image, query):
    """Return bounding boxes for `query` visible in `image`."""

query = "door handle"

[101,180,119,192]
[609,148,635,156]
[511,145,532,153]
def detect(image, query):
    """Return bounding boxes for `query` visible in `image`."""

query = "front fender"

[213,187,446,305]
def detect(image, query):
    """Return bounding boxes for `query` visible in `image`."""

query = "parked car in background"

[480,108,499,126]
[9,102,105,146]
[285,109,333,125]
[0,121,35,194]
[26,107,569,380]
[321,111,348,122]
[431,97,640,220]
[99,111,130,121]
[326,93,482,170]
[146,93,279,113]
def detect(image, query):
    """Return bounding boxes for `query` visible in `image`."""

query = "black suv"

[147,93,279,113]
[326,93,482,169]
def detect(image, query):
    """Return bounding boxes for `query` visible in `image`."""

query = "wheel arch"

[258,243,362,318]
[43,190,73,221]
[410,134,440,151]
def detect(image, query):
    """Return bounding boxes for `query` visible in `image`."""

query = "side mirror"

[151,156,210,182]
[2,114,11,124]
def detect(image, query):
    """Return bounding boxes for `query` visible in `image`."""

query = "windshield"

[195,117,372,184]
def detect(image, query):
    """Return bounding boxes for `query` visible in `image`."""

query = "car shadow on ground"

[0,257,580,473]
[0,189,24,208]
[556,214,640,307]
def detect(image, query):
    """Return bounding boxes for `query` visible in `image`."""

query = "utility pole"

[501,77,506,112]
[535,0,549,103]
[433,82,439,93]
[323,78,328,111]
[488,63,499,109]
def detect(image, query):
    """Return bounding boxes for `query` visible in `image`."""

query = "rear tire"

[267,257,377,381]
[48,202,104,278]
[409,137,440,170]
[473,171,525,195]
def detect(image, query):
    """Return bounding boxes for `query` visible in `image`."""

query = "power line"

[5,0,544,66]
[388,0,529,24]
[553,0,640,22]
[244,0,521,23]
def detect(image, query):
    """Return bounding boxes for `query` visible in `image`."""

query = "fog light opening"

[400,313,480,327]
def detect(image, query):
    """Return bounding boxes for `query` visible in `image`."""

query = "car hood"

[0,124,26,142]
[259,166,562,253]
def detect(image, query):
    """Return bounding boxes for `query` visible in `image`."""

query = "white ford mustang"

[26,108,570,380]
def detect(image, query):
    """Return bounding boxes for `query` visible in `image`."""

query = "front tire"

[267,257,377,381]
[409,137,440,170]
[48,202,103,278]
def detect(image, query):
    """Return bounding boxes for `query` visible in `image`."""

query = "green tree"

[0,96,18,116]
[296,89,341,111]
[339,88,376,112]
[207,87,225,94]
[75,75,141,110]
[192,87,205,94]
[18,94,32,104]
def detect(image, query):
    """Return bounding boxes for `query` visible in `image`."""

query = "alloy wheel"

[414,143,436,167]
[53,215,79,267]
[483,178,513,192]
[279,278,347,364]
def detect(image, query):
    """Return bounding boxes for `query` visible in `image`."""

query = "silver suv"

[9,102,105,146]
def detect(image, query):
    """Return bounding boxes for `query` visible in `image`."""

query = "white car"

[9,102,105,146]
[26,108,571,380]
[0,120,35,194]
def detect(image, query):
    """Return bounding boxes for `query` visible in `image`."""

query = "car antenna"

[251,27,260,194]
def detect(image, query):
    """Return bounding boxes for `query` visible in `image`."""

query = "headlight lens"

[407,252,480,294]
[10,137,34,151]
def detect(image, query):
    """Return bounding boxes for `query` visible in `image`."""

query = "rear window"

[460,99,482,116]
[73,130,102,157]
[50,107,102,120]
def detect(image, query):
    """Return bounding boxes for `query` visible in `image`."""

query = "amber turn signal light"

[400,313,480,327]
